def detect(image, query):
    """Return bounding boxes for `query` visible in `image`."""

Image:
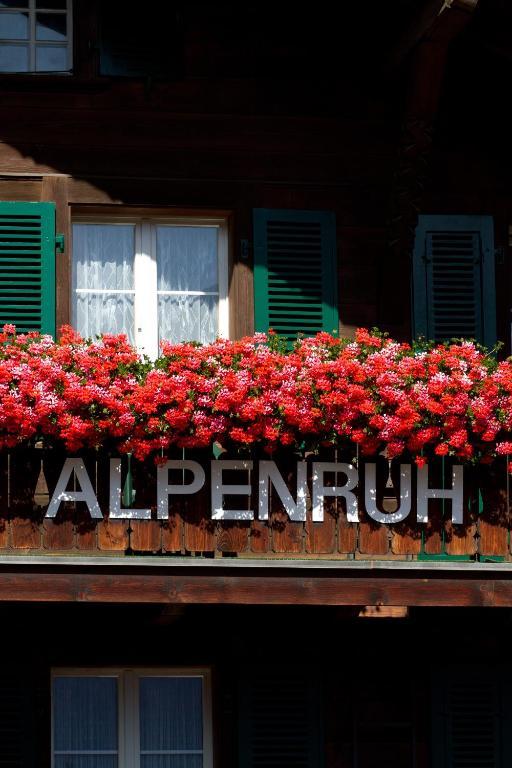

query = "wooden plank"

[477,463,509,557]
[159,456,185,552]
[444,520,477,556]
[130,520,162,553]
[391,523,422,555]
[0,142,393,186]
[75,514,97,551]
[0,519,9,549]
[0,571,512,606]
[43,516,74,551]
[250,520,271,553]
[0,178,42,201]
[183,454,215,553]
[270,453,304,554]
[358,521,389,555]
[358,458,390,555]
[0,452,9,549]
[9,448,42,550]
[306,453,337,555]
[128,457,161,553]
[97,521,129,552]
[388,460,422,555]
[422,515,442,555]
[10,517,41,550]
[215,453,250,554]
[41,175,71,331]
[338,518,357,554]
[216,522,250,553]
[41,447,74,550]
[229,205,253,339]
[479,519,508,557]
[161,508,184,553]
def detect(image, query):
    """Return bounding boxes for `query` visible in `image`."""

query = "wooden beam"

[0,569,511,606]
[388,0,479,70]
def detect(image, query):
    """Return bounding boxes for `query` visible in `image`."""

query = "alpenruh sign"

[45,457,464,525]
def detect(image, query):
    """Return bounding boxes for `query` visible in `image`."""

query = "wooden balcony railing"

[0,446,509,560]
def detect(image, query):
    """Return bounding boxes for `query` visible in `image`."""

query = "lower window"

[72,217,229,357]
[52,668,212,768]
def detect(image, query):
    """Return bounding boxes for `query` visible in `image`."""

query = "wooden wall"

[0,601,509,767]
[1,2,511,348]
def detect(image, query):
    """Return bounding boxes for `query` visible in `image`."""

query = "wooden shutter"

[412,215,496,347]
[432,667,510,768]
[238,667,323,767]
[0,674,38,767]
[253,209,338,343]
[0,201,56,336]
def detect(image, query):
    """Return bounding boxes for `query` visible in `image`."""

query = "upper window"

[52,668,213,768]
[72,217,229,357]
[99,1,181,79]
[0,0,71,73]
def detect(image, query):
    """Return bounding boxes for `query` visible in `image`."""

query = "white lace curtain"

[72,224,219,346]
[72,224,136,343]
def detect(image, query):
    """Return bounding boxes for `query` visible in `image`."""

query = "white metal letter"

[109,458,151,519]
[312,462,359,522]
[258,460,308,521]
[46,458,102,519]
[156,460,206,519]
[364,463,412,524]
[417,464,464,524]
[211,460,253,520]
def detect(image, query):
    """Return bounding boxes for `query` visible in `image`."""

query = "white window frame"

[51,667,213,768]
[72,215,230,358]
[0,0,72,74]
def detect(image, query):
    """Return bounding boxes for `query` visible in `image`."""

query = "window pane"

[55,759,117,768]
[74,293,135,343]
[36,11,66,40]
[0,1,28,8]
[141,758,202,768]
[157,227,218,293]
[158,295,218,344]
[0,42,28,70]
[0,11,28,39]
[140,677,203,752]
[73,225,135,290]
[35,44,68,70]
[73,224,135,340]
[53,676,118,751]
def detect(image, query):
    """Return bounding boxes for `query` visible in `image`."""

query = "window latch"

[55,234,65,254]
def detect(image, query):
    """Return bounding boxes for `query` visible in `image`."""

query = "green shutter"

[0,201,56,336]
[238,667,324,767]
[412,215,496,347]
[432,667,508,768]
[253,209,338,343]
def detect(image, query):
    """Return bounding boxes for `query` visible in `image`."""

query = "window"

[52,668,213,768]
[72,217,229,358]
[0,0,72,74]
[412,214,496,347]
[99,1,182,79]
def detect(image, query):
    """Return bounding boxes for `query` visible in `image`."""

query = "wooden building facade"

[1,0,512,766]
